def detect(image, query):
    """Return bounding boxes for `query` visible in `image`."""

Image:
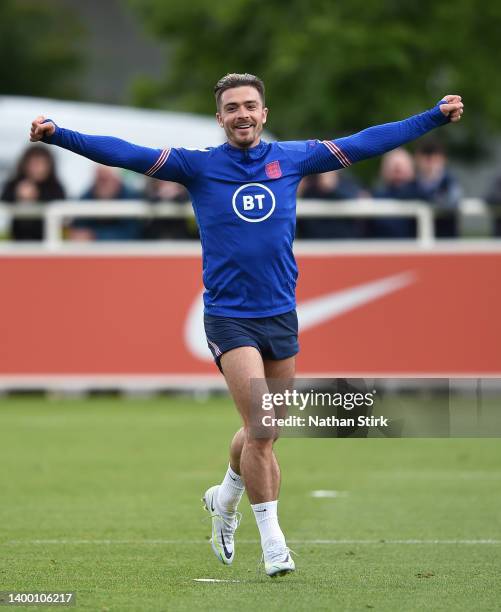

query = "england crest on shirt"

[265,160,282,179]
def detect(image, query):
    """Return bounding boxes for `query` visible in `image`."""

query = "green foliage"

[0,0,84,99]
[128,0,501,147]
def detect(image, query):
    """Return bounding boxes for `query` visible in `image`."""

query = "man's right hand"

[30,116,55,142]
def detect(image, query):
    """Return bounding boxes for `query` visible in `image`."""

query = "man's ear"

[216,112,224,128]
[262,107,268,125]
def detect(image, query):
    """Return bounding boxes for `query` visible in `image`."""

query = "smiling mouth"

[235,124,253,130]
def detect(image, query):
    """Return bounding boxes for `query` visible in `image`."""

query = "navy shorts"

[204,309,299,373]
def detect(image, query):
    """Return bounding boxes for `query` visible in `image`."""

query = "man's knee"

[244,427,279,449]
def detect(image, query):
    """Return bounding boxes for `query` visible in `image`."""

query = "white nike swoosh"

[184,271,417,362]
[298,271,416,331]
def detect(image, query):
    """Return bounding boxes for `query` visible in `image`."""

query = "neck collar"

[223,140,269,159]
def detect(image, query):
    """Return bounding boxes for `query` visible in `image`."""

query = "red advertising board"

[1,246,500,385]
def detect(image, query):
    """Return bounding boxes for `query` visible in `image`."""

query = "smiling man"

[30,72,463,577]
[216,80,268,148]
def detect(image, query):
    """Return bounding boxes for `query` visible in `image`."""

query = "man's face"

[216,86,268,149]
[382,150,415,186]
[415,152,446,178]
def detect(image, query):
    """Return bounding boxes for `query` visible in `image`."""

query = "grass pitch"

[1,396,500,611]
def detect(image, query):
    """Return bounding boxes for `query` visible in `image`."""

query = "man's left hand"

[439,95,464,123]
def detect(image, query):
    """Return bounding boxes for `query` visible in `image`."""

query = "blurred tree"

[0,0,84,99]
[128,0,501,154]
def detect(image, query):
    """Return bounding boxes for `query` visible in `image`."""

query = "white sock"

[217,465,245,513]
[251,500,286,550]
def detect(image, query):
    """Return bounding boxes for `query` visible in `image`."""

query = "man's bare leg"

[228,428,245,475]
[218,348,296,574]
[262,356,296,500]
[224,352,296,500]
[206,346,296,573]
[220,346,276,502]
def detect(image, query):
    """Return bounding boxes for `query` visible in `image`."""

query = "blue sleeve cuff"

[41,118,58,144]
[428,101,450,126]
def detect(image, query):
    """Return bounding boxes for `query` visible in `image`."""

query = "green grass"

[1,396,500,611]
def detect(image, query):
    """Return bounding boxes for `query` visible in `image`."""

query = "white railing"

[299,199,434,245]
[0,197,492,250]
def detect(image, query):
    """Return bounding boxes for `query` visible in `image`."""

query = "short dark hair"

[415,138,446,156]
[214,73,265,110]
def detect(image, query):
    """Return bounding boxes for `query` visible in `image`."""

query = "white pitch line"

[290,539,501,545]
[310,490,349,498]
[193,579,241,583]
[373,471,501,481]
[5,539,501,545]
[6,539,210,545]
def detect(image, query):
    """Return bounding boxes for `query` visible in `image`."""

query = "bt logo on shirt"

[232,183,276,223]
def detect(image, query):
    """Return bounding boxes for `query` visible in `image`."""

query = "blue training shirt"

[44,103,448,317]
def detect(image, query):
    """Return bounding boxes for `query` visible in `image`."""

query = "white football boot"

[263,542,296,577]
[202,484,240,565]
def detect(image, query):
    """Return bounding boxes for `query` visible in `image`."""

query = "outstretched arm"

[337,95,463,164]
[29,116,187,182]
[300,95,463,174]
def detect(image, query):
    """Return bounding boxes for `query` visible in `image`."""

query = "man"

[371,148,423,238]
[69,165,142,241]
[297,170,366,239]
[414,139,462,237]
[30,73,463,577]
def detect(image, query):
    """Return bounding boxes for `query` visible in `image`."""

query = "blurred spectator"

[296,170,366,239]
[1,145,65,240]
[371,148,421,238]
[485,173,501,237]
[68,165,142,241]
[414,139,462,238]
[143,178,194,239]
